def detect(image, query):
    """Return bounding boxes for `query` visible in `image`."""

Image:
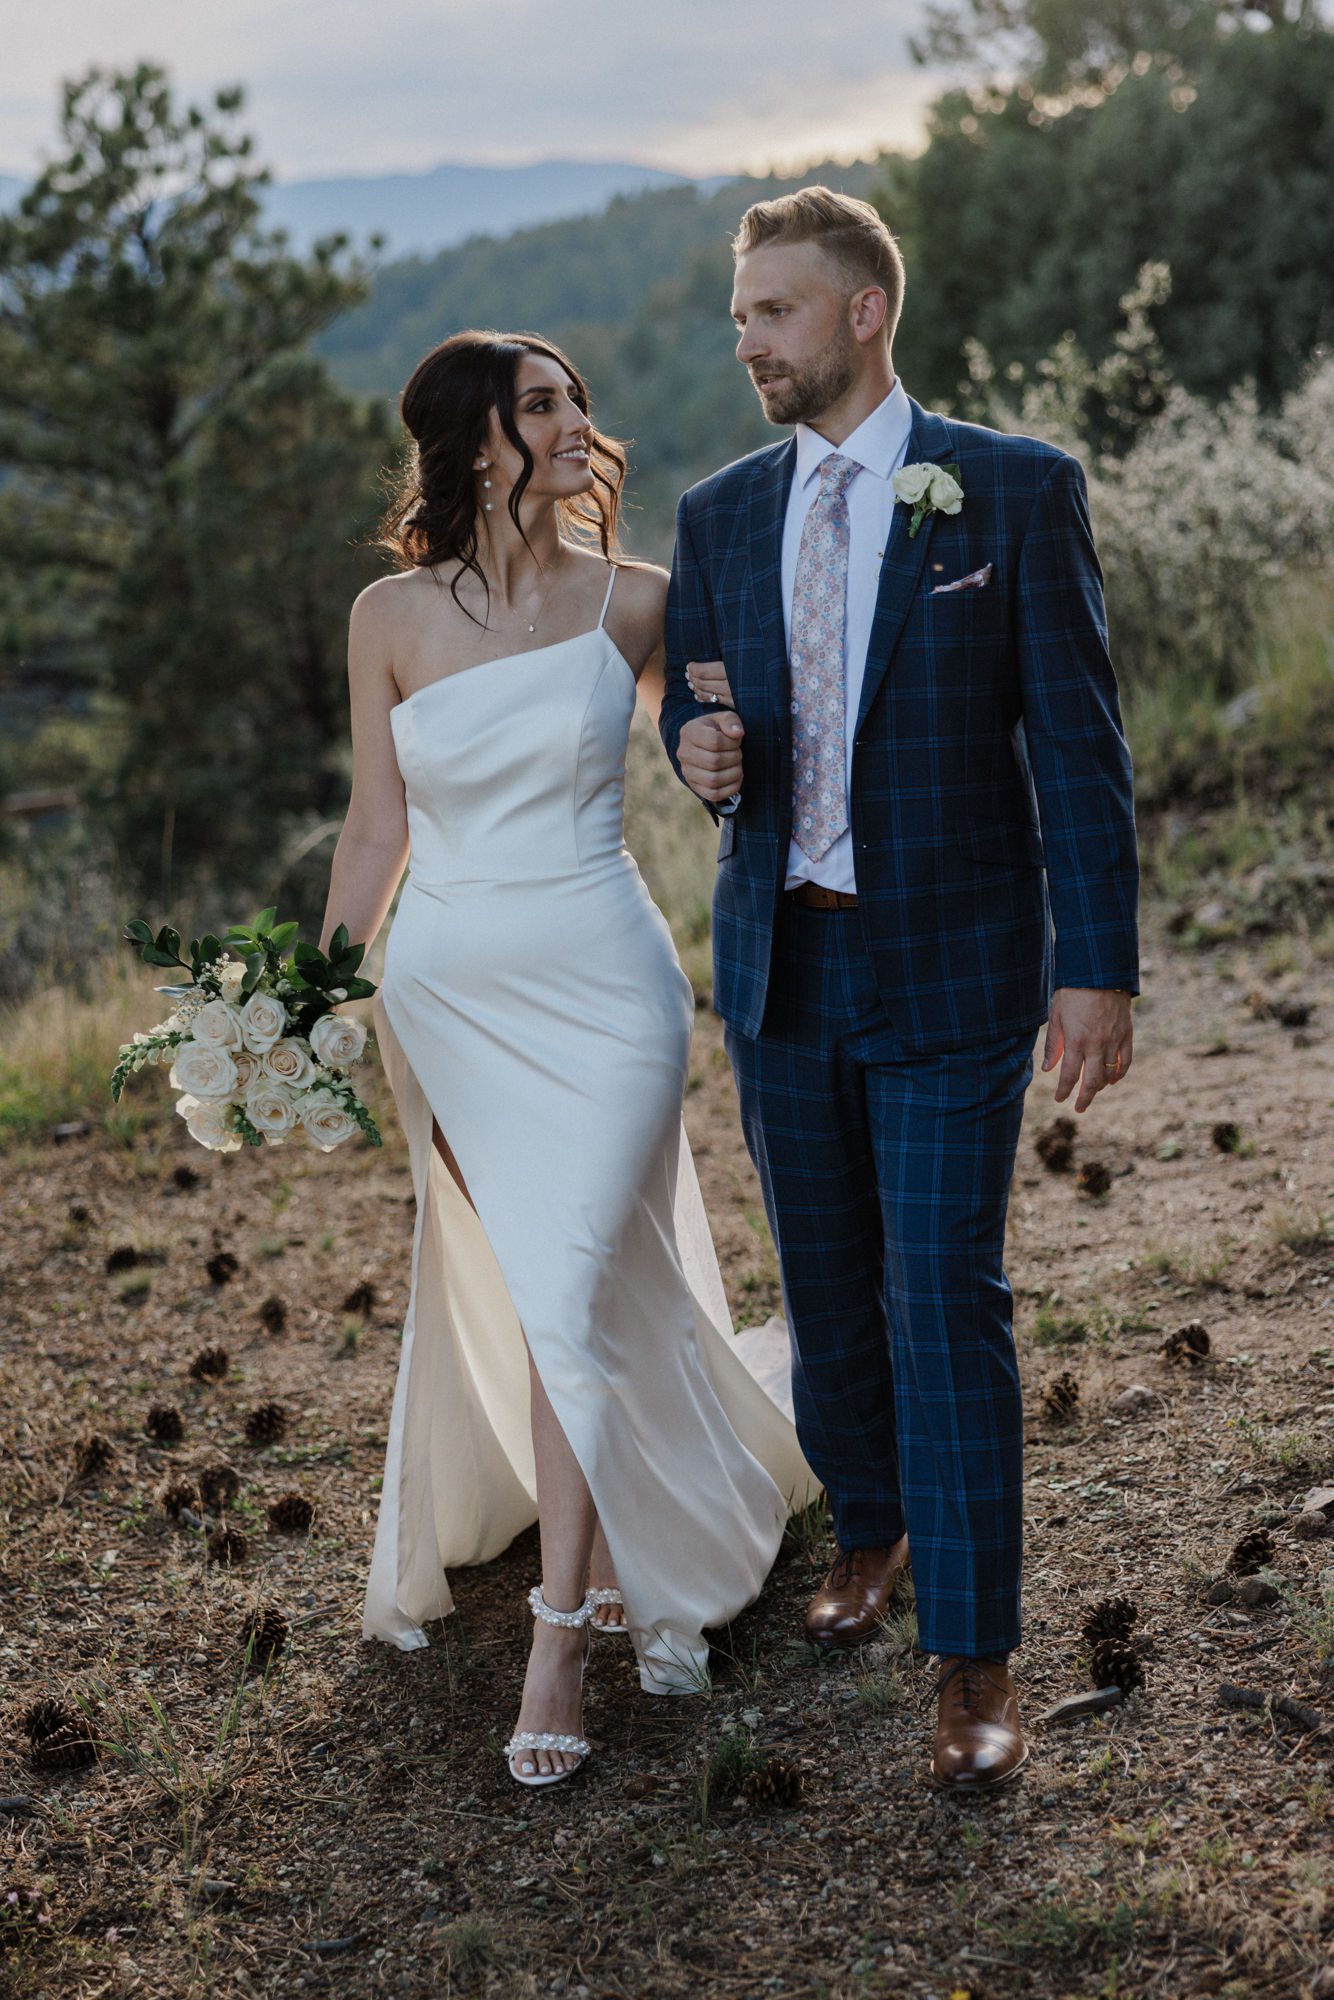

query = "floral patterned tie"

[790,451,859,861]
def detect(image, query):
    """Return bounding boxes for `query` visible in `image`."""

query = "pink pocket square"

[930,562,994,595]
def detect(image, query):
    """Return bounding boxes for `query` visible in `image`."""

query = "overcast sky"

[1,0,939,181]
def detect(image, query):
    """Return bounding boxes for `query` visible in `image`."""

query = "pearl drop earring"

[480,460,494,511]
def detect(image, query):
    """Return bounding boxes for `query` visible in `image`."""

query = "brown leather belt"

[786,882,859,910]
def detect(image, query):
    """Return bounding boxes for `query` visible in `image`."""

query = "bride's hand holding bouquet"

[111,906,381,1154]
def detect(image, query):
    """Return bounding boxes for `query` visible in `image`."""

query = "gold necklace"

[488,545,565,637]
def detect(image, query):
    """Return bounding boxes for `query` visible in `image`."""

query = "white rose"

[169,1040,239,1100]
[925,466,965,515]
[218,960,247,994]
[231,1048,261,1092]
[261,1037,317,1089]
[892,463,933,505]
[245,1079,300,1139]
[239,990,288,1053]
[296,1088,359,1151]
[176,1094,242,1153]
[309,1012,368,1069]
[191,997,245,1052]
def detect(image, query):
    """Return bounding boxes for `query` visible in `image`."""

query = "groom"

[659,188,1139,1791]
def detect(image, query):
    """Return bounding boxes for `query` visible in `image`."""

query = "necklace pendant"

[528,623,536,633]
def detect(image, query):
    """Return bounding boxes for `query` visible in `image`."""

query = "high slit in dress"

[360,564,816,1692]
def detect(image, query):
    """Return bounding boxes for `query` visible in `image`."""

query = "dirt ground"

[2,914,1333,2000]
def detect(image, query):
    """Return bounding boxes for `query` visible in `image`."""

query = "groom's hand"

[1042,988,1134,1113]
[679,711,745,803]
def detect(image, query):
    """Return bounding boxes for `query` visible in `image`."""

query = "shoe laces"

[929,1656,998,1714]
[825,1545,884,1590]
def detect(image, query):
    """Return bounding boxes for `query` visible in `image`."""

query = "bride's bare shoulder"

[610,558,669,611]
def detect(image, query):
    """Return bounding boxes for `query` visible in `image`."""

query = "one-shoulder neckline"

[392,626,637,716]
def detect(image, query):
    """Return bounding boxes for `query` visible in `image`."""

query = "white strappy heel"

[504,1585,594,1788]
[586,1585,630,1635]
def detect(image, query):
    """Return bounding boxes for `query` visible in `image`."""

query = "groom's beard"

[751,330,858,427]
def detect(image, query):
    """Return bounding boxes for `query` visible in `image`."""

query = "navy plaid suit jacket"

[659,397,1140,1050]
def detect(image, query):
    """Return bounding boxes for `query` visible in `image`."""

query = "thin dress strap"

[596,564,618,630]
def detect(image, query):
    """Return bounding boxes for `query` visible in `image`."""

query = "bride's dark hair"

[377,329,628,624]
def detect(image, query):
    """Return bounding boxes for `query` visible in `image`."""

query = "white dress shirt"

[781,378,913,893]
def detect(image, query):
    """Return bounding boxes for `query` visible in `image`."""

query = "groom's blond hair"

[732,186,905,334]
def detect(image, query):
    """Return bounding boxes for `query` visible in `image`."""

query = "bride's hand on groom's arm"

[1042,988,1134,1114]
[678,660,743,804]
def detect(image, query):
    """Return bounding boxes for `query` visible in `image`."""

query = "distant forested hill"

[315,159,890,554]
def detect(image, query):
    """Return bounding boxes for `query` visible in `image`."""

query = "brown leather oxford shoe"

[929,1655,1029,1791]
[804,1535,911,1648]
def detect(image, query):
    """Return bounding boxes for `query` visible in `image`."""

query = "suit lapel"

[746,437,797,710]
[854,399,955,735]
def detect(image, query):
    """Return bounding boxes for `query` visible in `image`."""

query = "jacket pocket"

[955,818,1045,869]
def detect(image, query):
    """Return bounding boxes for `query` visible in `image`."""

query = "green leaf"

[329,922,349,959]
[253,906,277,935]
[341,977,377,1001]
[199,932,223,964]
[153,982,194,998]
[268,921,299,953]
[224,925,256,943]
[143,946,182,967]
[157,926,182,959]
[123,919,154,944]
[293,940,323,965]
[342,941,366,973]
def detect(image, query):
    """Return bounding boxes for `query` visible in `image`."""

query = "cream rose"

[310,1013,368,1069]
[239,991,288,1053]
[924,465,964,514]
[261,1037,317,1089]
[175,1093,242,1152]
[231,1048,261,1092]
[891,462,933,505]
[296,1088,359,1151]
[191,997,245,1052]
[245,1079,300,1139]
[169,1040,239,1100]
[217,959,247,995]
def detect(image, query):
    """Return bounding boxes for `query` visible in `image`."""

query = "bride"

[315,328,814,1787]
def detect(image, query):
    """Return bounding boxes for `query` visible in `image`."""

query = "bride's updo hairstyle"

[378,329,628,623]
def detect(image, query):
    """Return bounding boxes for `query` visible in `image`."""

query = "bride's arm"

[318,582,410,955]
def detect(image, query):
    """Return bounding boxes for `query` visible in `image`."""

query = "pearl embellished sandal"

[504,1585,594,1788]
[587,1586,630,1635]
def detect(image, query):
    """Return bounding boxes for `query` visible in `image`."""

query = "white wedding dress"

[361,565,816,1692]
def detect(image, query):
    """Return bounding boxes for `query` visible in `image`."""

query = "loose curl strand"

[375,329,628,625]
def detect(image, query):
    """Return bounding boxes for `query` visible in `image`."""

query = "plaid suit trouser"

[726,900,1033,1658]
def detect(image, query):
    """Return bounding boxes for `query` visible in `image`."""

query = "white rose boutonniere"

[892,460,965,540]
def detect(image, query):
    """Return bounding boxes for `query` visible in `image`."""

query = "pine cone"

[73,1430,115,1479]
[741,1757,804,1809]
[208,1525,249,1566]
[259,1294,288,1334]
[197,1460,241,1510]
[1074,1160,1112,1199]
[1226,1527,1276,1576]
[1089,1639,1145,1695]
[172,1162,202,1190]
[239,1602,290,1671]
[22,1696,98,1770]
[341,1280,376,1315]
[156,1474,201,1520]
[145,1403,184,1444]
[1080,1594,1138,1647]
[267,1490,315,1534]
[1211,1121,1241,1154]
[189,1344,229,1383]
[1160,1320,1210,1365]
[244,1400,289,1447]
[1042,1371,1080,1421]
[206,1249,239,1286]
[1034,1118,1076,1173]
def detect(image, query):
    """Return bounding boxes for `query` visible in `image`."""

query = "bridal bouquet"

[110,907,382,1153]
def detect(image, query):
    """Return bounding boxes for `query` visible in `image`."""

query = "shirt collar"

[793,377,912,492]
